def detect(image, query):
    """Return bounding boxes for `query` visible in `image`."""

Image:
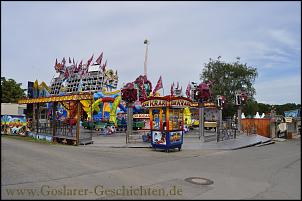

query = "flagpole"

[144,39,149,77]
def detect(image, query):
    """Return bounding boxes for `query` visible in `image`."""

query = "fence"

[241,118,270,137]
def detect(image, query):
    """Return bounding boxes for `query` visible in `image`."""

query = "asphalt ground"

[1,134,300,199]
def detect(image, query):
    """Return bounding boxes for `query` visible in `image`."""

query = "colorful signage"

[152,131,166,145]
[142,99,167,108]
[203,102,216,108]
[133,114,150,118]
[170,99,191,107]
[1,115,27,135]
[18,93,93,104]
[169,131,182,144]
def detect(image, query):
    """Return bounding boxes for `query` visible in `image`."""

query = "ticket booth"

[142,96,192,152]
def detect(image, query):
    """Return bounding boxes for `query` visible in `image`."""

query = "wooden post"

[76,101,80,145]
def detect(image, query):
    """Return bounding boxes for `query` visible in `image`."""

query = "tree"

[274,103,301,116]
[243,99,259,117]
[1,77,26,103]
[200,57,258,118]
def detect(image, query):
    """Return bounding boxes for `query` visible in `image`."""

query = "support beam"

[36,103,40,134]
[76,101,80,145]
[219,109,223,129]
[237,106,242,133]
[32,103,36,132]
[126,103,133,144]
[52,102,57,142]
[199,103,204,142]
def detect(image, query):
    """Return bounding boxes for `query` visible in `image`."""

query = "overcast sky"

[1,1,301,104]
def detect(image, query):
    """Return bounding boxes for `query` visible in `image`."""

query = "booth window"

[152,109,160,130]
[169,108,183,130]
[151,108,167,130]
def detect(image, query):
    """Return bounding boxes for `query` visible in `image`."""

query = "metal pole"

[237,106,242,133]
[199,106,202,140]
[76,101,80,145]
[219,109,223,129]
[52,102,57,142]
[126,103,133,144]
[37,103,40,134]
[201,106,205,142]
[144,40,149,77]
[218,108,222,141]
[32,103,36,132]
[199,103,204,141]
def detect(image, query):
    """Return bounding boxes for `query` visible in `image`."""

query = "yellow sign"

[133,114,150,118]
[142,99,167,108]
[190,102,199,107]
[203,102,216,108]
[170,99,191,107]
[18,93,93,104]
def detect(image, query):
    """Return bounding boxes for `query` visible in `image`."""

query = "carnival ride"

[80,88,127,130]
[17,52,124,144]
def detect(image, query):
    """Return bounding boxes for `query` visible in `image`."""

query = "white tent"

[241,113,246,119]
[261,113,265,118]
[254,112,260,118]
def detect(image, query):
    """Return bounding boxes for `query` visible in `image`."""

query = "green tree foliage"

[274,103,301,116]
[200,57,258,118]
[1,77,26,103]
[257,102,271,115]
[243,100,259,117]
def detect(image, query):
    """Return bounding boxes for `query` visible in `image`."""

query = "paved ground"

[1,135,300,200]
[88,131,272,150]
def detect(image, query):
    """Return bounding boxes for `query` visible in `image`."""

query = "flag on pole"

[95,52,103,65]
[152,76,163,96]
[78,60,83,71]
[101,60,107,71]
[87,54,94,67]
[171,82,174,96]
[73,62,78,73]
[62,57,66,66]
[54,59,59,71]
[186,82,191,98]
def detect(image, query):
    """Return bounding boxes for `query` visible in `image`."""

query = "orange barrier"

[241,118,271,137]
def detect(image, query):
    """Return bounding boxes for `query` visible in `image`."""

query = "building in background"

[1,103,27,116]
